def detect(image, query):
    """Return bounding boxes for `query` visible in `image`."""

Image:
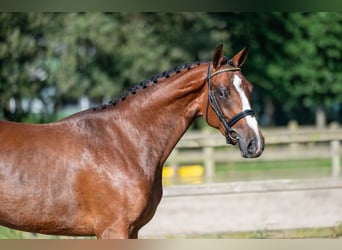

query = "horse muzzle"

[238,135,265,158]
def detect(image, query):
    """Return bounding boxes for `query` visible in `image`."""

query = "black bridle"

[205,63,256,145]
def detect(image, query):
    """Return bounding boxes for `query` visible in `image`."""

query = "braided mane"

[92,56,231,111]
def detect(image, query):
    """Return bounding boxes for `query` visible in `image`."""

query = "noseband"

[206,63,255,145]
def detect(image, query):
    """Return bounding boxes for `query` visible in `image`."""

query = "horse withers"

[0,44,264,238]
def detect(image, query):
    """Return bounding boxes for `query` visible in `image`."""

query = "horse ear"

[230,45,249,67]
[212,44,224,70]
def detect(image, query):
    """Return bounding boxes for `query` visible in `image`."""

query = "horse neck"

[103,65,207,166]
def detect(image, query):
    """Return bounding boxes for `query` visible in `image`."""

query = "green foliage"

[269,13,342,109]
[217,12,342,124]
[0,13,341,124]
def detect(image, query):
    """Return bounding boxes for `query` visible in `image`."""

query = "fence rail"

[166,123,342,178]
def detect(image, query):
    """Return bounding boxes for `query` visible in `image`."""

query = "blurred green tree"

[0,13,341,126]
[220,12,342,125]
[0,13,223,122]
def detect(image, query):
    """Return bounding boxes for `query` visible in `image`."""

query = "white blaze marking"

[232,75,262,153]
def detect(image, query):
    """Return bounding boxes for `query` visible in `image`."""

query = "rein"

[205,63,255,145]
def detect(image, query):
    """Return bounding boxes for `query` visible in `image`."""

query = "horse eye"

[217,87,229,99]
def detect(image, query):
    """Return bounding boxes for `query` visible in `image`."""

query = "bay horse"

[0,44,264,239]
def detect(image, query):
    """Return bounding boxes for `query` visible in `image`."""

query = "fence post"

[204,146,214,179]
[330,122,340,177]
[202,129,215,179]
[288,120,299,151]
[168,148,179,179]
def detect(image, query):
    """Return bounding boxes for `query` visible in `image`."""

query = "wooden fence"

[166,122,342,178]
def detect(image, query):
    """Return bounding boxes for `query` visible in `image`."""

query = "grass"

[2,225,342,239]
[215,158,331,173]
[161,224,342,239]
[213,158,333,183]
[163,158,333,185]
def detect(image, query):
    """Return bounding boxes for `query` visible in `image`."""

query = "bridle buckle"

[226,129,239,145]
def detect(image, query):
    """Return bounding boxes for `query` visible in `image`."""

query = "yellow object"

[162,166,174,178]
[177,165,204,177]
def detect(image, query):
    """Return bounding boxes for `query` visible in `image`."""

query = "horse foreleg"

[128,228,139,239]
[96,225,129,239]
[95,223,142,239]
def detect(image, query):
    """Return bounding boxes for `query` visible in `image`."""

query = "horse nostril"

[247,139,256,154]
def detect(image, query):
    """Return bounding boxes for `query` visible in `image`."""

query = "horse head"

[203,44,264,158]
